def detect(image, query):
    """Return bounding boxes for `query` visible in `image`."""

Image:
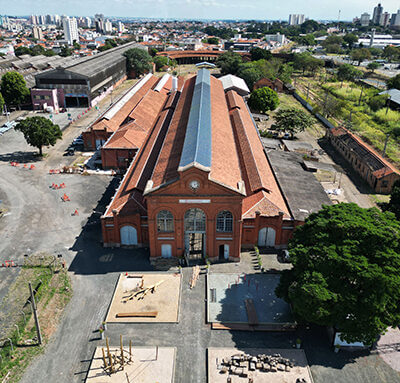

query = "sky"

[3,0,400,21]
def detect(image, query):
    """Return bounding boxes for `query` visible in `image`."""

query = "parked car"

[64,148,75,156]
[73,138,84,145]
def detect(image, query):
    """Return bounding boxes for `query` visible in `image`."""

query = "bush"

[368,94,389,112]
[248,87,279,113]
[374,108,400,124]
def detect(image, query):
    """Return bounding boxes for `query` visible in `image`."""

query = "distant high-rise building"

[381,12,391,27]
[63,16,79,45]
[288,14,305,26]
[104,19,113,33]
[360,12,370,27]
[372,3,383,24]
[390,10,400,28]
[45,14,52,25]
[32,26,44,40]
[118,21,124,33]
[39,15,46,25]
[85,17,92,28]
[95,13,105,33]
[29,15,38,25]
[54,14,61,26]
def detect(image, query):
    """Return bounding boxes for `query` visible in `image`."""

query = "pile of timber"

[189,265,200,289]
[122,280,165,302]
[217,352,295,378]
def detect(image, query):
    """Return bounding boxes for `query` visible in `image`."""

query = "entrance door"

[120,225,138,246]
[219,244,229,260]
[184,208,206,260]
[95,139,106,149]
[161,244,172,258]
[258,227,276,247]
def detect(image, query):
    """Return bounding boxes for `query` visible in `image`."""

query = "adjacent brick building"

[327,126,400,194]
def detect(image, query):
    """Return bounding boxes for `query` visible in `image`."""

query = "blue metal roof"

[179,68,212,171]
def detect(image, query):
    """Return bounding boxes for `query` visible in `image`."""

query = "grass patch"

[374,108,400,124]
[0,254,72,382]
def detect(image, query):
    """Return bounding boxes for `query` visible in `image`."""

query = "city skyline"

[3,0,400,21]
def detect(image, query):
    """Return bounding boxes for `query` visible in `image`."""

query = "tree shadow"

[68,177,154,275]
[0,151,42,163]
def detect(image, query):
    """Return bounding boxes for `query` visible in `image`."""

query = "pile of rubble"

[218,353,295,377]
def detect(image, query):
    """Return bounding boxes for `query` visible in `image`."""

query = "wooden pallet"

[245,298,259,325]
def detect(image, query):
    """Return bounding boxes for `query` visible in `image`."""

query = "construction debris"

[116,311,158,318]
[122,280,165,302]
[189,265,200,289]
[217,353,297,378]
[102,336,133,375]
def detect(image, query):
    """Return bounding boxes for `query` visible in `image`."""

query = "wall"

[101,147,137,170]
[31,88,59,111]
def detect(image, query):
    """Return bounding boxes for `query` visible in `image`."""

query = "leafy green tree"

[343,33,358,49]
[387,74,400,90]
[274,107,315,137]
[153,56,170,71]
[0,71,30,108]
[293,52,323,76]
[124,48,153,76]
[31,45,45,56]
[322,35,343,49]
[337,64,362,87]
[15,116,62,155]
[367,62,380,72]
[248,87,279,113]
[236,63,263,89]
[383,46,400,62]
[300,20,320,34]
[14,46,32,56]
[0,92,4,113]
[59,45,73,57]
[300,34,316,46]
[351,48,371,66]
[386,180,400,220]
[276,203,400,345]
[250,47,272,61]
[207,37,219,45]
[216,51,242,75]
[149,47,158,57]
[73,41,81,50]
[367,94,388,112]
[43,49,56,57]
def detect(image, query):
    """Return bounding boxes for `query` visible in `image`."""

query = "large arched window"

[157,210,174,232]
[216,211,233,232]
[184,208,206,232]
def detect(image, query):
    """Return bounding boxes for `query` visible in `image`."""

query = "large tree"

[15,117,62,155]
[274,107,315,137]
[216,51,242,75]
[248,87,279,113]
[387,74,400,91]
[276,203,400,345]
[343,33,358,49]
[386,180,400,220]
[124,48,153,77]
[236,63,263,89]
[351,48,371,66]
[337,64,362,87]
[0,71,30,108]
[250,47,272,62]
[0,92,4,113]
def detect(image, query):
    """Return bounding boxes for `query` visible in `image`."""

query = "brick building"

[327,126,400,194]
[253,77,284,93]
[101,69,303,262]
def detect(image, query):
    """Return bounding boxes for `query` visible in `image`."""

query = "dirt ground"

[208,348,313,383]
[86,346,175,383]
[105,273,182,323]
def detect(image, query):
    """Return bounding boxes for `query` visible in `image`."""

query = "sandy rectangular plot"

[86,346,175,383]
[208,348,313,383]
[105,273,181,323]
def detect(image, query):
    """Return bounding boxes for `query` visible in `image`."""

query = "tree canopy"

[248,87,279,113]
[343,33,358,49]
[124,48,153,76]
[351,48,371,66]
[337,64,362,85]
[276,203,400,345]
[0,71,30,108]
[250,47,272,61]
[293,52,323,75]
[15,116,62,155]
[274,107,315,137]
[236,63,263,89]
[387,74,400,91]
[386,180,400,220]
[153,55,172,71]
[0,92,4,112]
[216,51,242,75]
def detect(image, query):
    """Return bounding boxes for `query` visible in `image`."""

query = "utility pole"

[358,83,364,106]
[29,282,42,345]
[383,133,390,158]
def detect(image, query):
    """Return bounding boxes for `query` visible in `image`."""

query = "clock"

[189,180,200,191]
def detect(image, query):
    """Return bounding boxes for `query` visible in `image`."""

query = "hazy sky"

[4,0,400,20]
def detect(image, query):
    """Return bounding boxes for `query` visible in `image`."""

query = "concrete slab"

[86,346,175,383]
[105,273,181,323]
[377,327,400,372]
[208,347,313,383]
[207,273,294,326]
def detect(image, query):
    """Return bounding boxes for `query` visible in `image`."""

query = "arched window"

[216,211,233,232]
[184,208,206,232]
[157,210,174,232]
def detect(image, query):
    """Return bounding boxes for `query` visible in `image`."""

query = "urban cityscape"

[0,1,400,383]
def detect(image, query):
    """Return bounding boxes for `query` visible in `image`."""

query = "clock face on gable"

[189,180,200,191]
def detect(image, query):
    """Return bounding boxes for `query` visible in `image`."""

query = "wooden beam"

[116,311,158,318]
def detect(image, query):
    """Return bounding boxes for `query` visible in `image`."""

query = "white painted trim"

[179,199,211,204]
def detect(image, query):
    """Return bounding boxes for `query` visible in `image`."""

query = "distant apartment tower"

[63,16,79,45]
[39,15,46,25]
[32,26,44,40]
[288,14,305,25]
[104,19,113,33]
[381,12,391,27]
[360,13,370,27]
[118,21,124,33]
[29,15,38,25]
[85,17,92,28]
[95,13,105,33]
[372,3,383,24]
[265,33,286,44]
[390,10,400,29]
[54,14,61,26]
